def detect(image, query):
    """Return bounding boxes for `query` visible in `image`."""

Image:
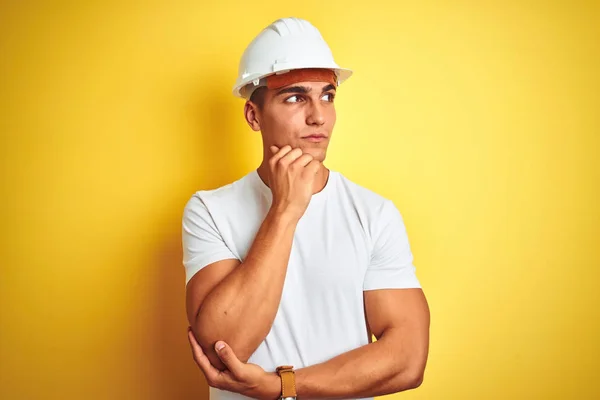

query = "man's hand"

[187,327,280,400]
[268,145,321,221]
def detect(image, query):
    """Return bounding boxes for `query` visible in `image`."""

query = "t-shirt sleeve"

[182,193,238,285]
[363,200,421,291]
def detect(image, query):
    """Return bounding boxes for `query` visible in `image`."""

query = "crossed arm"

[187,280,429,399]
[184,202,430,398]
[287,288,430,398]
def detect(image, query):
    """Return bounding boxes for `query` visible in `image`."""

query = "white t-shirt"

[182,168,421,400]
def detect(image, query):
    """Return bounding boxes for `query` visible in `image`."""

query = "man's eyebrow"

[275,83,337,97]
[275,86,310,96]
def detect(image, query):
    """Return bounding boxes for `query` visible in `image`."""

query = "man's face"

[253,81,337,162]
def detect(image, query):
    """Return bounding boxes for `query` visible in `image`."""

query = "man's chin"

[301,146,327,162]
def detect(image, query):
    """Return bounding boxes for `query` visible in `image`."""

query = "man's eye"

[322,93,335,102]
[285,95,300,103]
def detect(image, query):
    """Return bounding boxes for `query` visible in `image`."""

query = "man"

[182,17,430,400]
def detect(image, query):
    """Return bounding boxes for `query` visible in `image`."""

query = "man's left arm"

[293,287,430,398]
[289,199,431,398]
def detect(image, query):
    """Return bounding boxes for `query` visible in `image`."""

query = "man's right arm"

[185,145,321,371]
[185,206,298,371]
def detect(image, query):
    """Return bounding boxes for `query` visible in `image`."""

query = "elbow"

[190,314,213,350]
[193,310,227,353]
[190,321,254,365]
[393,366,425,392]
[408,369,424,389]
[189,325,227,371]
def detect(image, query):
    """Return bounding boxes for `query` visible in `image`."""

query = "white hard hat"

[232,17,353,99]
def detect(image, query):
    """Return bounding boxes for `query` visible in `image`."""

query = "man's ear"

[244,101,261,131]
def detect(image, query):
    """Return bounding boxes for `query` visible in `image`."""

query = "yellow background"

[1,1,598,399]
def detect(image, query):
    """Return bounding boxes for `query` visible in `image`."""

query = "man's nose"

[306,101,325,126]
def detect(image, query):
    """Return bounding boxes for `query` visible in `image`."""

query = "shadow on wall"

[145,71,249,399]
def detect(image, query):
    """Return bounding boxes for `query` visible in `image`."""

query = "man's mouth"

[302,133,328,141]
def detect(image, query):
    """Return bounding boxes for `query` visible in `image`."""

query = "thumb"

[269,145,279,154]
[215,341,243,375]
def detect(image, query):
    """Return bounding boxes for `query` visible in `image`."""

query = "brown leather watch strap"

[276,365,296,398]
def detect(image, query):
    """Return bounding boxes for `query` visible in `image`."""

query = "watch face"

[282,397,296,400]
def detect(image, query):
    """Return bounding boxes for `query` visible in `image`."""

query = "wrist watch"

[276,365,297,400]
